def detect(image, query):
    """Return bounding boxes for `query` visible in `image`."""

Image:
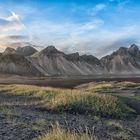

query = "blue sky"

[0,0,140,57]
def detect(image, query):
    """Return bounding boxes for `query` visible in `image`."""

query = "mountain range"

[0,44,140,76]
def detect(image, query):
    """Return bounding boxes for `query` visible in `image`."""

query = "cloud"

[0,35,28,43]
[0,11,24,33]
[28,18,104,44]
[47,25,140,58]
[76,19,104,31]
[0,35,29,49]
[26,10,139,58]
[88,4,106,16]
[71,3,106,17]
[0,2,139,57]
[94,4,106,12]
[0,35,28,40]
[0,11,32,49]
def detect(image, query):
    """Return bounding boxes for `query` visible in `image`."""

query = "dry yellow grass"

[86,81,140,90]
[0,84,134,118]
[35,124,93,140]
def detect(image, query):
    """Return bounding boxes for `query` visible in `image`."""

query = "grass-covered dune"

[83,81,140,114]
[0,84,134,118]
[0,82,139,140]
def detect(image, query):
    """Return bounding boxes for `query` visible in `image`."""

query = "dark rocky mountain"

[0,44,140,76]
[128,44,139,55]
[0,52,42,76]
[65,52,80,61]
[65,52,101,65]
[28,46,103,76]
[3,47,17,55]
[16,46,37,56]
[101,44,140,74]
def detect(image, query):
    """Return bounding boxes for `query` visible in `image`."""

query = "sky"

[0,0,140,57]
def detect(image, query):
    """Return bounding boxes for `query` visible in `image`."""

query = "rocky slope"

[3,47,17,55]
[101,44,140,74]
[16,46,37,56]
[0,53,42,76]
[0,44,140,76]
[28,46,103,76]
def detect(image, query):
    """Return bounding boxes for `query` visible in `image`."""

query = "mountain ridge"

[0,44,140,76]
[101,44,140,74]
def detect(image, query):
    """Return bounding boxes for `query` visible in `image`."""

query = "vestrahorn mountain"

[101,44,140,74]
[0,44,140,76]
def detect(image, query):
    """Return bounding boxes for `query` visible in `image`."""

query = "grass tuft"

[35,123,93,140]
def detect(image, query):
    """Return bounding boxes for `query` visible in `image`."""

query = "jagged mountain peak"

[44,46,60,53]
[66,52,80,60]
[38,46,63,56]
[80,54,101,65]
[130,44,139,49]
[29,46,103,75]
[0,43,140,76]
[46,45,57,51]
[70,52,80,56]
[101,44,140,74]
[16,46,37,56]
[110,44,139,57]
[114,47,128,55]
[128,44,139,55]
[3,47,16,55]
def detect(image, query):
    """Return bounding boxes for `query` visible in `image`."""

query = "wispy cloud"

[28,18,104,46]
[0,35,28,40]
[94,4,106,12]
[0,11,24,33]
[0,35,29,48]
[47,24,140,58]
[87,3,106,16]
[0,11,32,49]
[0,0,139,57]
[77,19,104,31]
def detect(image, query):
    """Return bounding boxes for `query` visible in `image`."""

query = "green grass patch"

[0,84,135,118]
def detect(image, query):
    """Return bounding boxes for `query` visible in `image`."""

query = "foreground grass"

[0,84,135,118]
[35,122,93,140]
[86,81,140,93]
[106,121,131,140]
[35,124,93,140]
